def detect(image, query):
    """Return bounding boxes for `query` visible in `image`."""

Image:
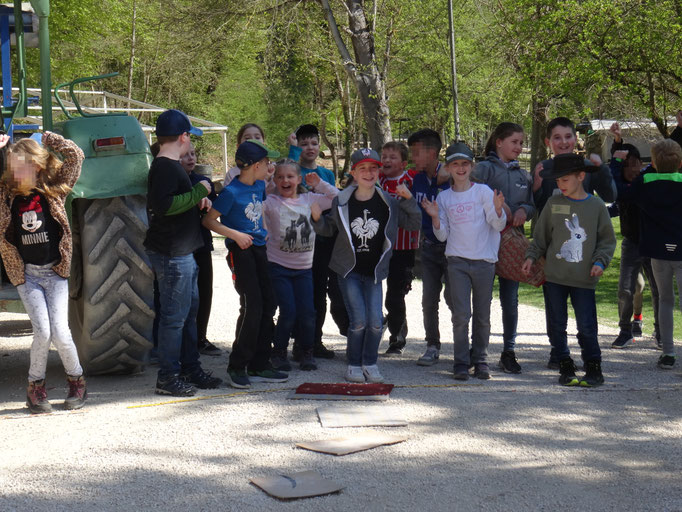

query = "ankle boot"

[65,375,87,410]
[27,380,52,414]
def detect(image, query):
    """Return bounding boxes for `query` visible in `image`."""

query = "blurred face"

[8,153,39,193]
[410,142,438,173]
[496,131,524,162]
[351,162,380,189]
[623,156,642,182]
[556,172,585,198]
[299,136,320,163]
[239,126,264,144]
[546,125,576,155]
[274,165,302,198]
[381,148,406,177]
[180,145,196,174]
[444,159,472,185]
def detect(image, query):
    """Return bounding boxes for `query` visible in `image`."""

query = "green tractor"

[2,1,154,374]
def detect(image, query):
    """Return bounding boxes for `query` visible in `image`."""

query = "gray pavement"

[1,246,681,511]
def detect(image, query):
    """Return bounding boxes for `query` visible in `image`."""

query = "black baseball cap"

[445,142,474,162]
[235,140,280,167]
[351,148,382,170]
[156,109,203,137]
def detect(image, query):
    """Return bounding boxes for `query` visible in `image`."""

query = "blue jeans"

[544,282,601,363]
[498,276,519,351]
[147,251,201,380]
[421,241,454,349]
[269,263,315,351]
[337,271,383,366]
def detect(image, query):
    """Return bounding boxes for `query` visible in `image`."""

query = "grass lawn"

[503,218,682,340]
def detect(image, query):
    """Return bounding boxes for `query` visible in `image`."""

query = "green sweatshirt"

[526,194,616,289]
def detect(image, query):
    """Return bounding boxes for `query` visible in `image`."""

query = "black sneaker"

[313,342,335,359]
[558,358,579,386]
[226,368,251,389]
[198,339,222,356]
[657,354,676,370]
[247,368,289,383]
[453,365,470,381]
[498,350,522,374]
[271,348,292,371]
[611,333,633,349]
[384,340,404,355]
[155,375,197,396]
[579,360,604,387]
[632,319,643,337]
[181,368,222,389]
[474,363,491,380]
[299,349,318,371]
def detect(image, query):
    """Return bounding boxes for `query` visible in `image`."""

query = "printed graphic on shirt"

[279,204,314,253]
[244,193,263,230]
[18,195,50,245]
[351,209,380,251]
[447,202,475,224]
[556,213,586,263]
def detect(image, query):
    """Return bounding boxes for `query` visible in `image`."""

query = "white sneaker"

[417,346,440,366]
[362,364,384,383]
[345,365,365,383]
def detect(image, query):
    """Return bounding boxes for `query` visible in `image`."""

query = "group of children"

[2,108,681,411]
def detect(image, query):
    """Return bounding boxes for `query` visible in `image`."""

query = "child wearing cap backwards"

[311,148,421,383]
[145,109,222,396]
[523,153,616,387]
[287,124,348,361]
[611,139,682,370]
[379,141,420,355]
[422,142,507,381]
[203,139,289,389]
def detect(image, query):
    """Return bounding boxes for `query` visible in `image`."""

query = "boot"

[65,375,87,410]
[27,380,52,414]
[270,348,292,371]
[313,339,335,359]
[299,348,318,371]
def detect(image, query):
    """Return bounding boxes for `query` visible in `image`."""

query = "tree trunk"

[530,95,548,171]
[320,0,392,150]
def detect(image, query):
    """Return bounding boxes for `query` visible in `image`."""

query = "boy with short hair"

[523,153,616,387]
[145,109,222,396]
[408,129,453,366]
[288,124,348,359]
[612,138,682,369]
[379,141,420,354]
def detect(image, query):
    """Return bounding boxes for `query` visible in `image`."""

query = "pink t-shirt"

[263,181,338,269]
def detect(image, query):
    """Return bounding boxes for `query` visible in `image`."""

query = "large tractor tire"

[69,196,154,375]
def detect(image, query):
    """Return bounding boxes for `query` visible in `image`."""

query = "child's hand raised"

[266,162,276,180]
[0,134,9,149]
[493,189,505,217]
[420,198,438,218]
[590,265,604,278]
[532,161,543,192]
[305,172,321,189]
[288,133,298,147]
[396,183,412,200]
[233,232,254,250]
[310,201,322,222]
[588,153,602,167]
[521,258,533,276]
[609,122,622,143]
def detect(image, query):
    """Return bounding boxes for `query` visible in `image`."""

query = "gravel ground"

[1,244,681,512]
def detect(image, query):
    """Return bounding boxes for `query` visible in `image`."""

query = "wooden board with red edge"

[287,382,394,401]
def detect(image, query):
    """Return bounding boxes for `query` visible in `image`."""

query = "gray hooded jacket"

[471,154,536,218]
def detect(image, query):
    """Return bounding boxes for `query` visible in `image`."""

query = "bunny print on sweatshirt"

[556,213,586,263]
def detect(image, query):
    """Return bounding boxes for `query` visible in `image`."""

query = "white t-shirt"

[432,182,507,263]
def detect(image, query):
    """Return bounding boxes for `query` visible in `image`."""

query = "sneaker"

[453,365,470,381]
[632,319,643,337]
[657,354,676,370]
[313,341,335,360]
[579,360,604,387]
[26,380,52,414]
[547,359,560,370]
[299,349,318,371]
[226,368,251,389]
[611,333,633,349]
[247,368,289,383]
[155,375,197,396]
[181,368,222,389]
[474,363,491,380]
[558,358,579,386]
[362,364,384,383]
[270,348,292,371]
[345,365,365,383]
[498,350,522,374]
[198,339,222,356]
[417,346,439,366]
[64,375,87,410]
[384,339,403,355]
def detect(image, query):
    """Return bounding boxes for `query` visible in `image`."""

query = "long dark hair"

[484,122,524,157]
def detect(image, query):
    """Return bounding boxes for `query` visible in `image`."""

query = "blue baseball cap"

[235,139,280,168]
[155,109,203,137]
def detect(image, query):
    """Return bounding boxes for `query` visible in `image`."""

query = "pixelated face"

[351,162,380,188]
[180,145,196,173]
[274,164,301,198]
[444,159,472,183]
[8,152,39,193]
[496,131,524,162]
[239,126,264,144]
[546,125,576,155]
[299,136,320,163]
[556,172,585,197]
[623,155,642,182]
[410,142,438,172]
[381,148,406,177]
